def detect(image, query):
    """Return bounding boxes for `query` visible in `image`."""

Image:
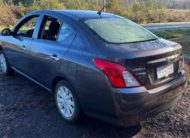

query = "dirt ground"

[0,67,189,137]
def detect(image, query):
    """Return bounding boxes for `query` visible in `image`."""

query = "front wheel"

[55,80,81,123]
[0,52,13,75]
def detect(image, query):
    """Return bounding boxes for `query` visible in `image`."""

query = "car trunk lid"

[106,39,182,89]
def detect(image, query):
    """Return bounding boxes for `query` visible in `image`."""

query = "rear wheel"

[55,80,81,123]
[0,51,13,75]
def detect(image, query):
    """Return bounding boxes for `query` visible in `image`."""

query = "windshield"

[84,17,157,44]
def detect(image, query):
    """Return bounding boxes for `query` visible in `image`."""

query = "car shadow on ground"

[0,73,141,137]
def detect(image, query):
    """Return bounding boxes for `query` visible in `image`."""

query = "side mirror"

[1,28,12,36]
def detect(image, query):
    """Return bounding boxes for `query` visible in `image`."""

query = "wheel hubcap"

[57,86,75,118]
[0,54,7,73]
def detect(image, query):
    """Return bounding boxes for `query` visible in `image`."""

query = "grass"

[0,26,14,31]
[151,28,190,40]
[142,22,190,26]
[151,28,190,56]
[0,26,4,30]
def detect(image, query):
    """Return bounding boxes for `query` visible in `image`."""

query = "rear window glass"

[84,18,157,44]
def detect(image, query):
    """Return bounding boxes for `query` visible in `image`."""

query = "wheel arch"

[52,73,76,93]
[52,75,83,110]
[52,76,67,92]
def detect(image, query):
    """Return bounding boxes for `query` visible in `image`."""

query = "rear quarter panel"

[57,28,117,116]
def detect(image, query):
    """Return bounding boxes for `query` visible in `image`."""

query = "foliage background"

[0,0,190,26]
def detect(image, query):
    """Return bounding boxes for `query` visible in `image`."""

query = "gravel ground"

[0,68,189,137]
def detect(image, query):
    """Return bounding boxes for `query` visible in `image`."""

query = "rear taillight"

[94,58,141,88]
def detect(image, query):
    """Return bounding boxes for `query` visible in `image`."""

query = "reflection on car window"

[17,16,39,38]
[57,23,74,42]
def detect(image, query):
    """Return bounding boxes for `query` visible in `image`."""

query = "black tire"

[55,80,81,123]
[0,51,14,76]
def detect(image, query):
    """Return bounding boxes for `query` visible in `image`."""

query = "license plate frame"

[157,64,174,79]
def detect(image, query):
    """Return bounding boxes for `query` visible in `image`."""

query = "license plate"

[157,64,174,79]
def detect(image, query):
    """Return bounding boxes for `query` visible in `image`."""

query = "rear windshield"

[84,18,157,44]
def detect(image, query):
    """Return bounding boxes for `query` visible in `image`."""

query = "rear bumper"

[89,71,187,127]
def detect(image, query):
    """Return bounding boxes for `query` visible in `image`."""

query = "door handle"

[22,45,26,50]
[50,54,60,61]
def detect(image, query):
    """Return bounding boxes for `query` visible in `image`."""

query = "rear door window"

[39,16,61,41]
[57,23,74,42]
[39,16,75,42]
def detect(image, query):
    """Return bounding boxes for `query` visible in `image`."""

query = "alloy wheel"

[0,53,7,74]
[56,86,75,119]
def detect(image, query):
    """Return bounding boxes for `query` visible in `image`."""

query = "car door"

[26,15,76,88]
[1,15,41,73]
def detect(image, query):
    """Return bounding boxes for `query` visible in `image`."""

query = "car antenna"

[97,1,108,16]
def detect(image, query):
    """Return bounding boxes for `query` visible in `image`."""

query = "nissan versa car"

[0,10,186,126]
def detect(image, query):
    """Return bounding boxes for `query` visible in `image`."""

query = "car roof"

[31,10,117,21]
